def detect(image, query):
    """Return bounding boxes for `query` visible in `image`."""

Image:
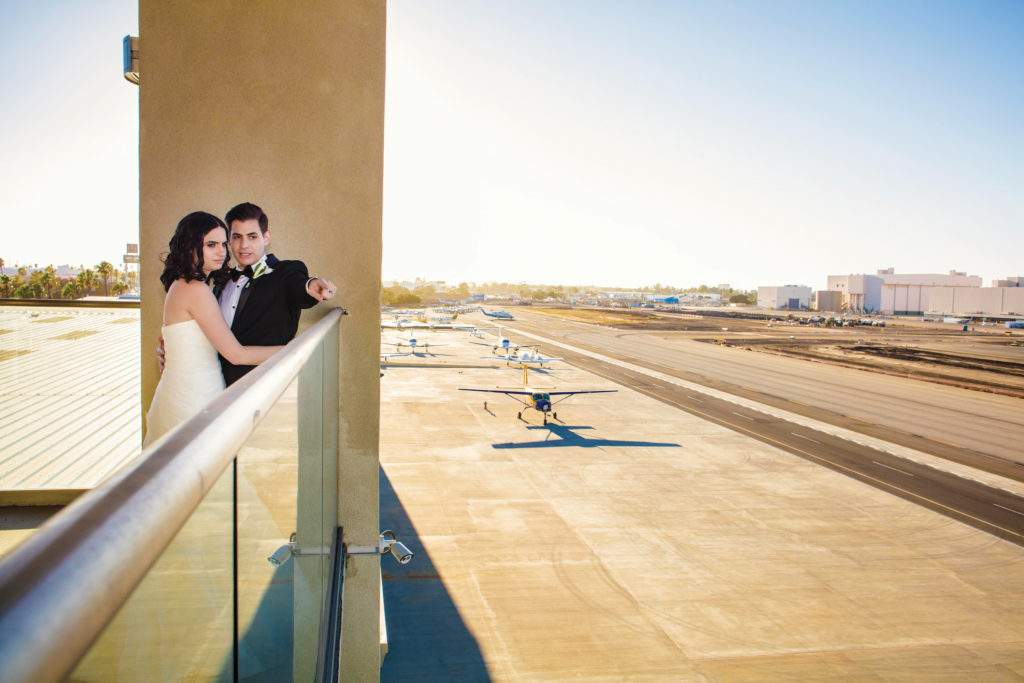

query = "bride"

[144,211,282,446]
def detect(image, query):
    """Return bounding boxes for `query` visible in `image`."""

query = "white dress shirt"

[219,274,247,327]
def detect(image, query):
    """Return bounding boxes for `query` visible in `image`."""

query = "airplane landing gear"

[517,412,522,420]
[543,415,547,425]
[553,412,558,421]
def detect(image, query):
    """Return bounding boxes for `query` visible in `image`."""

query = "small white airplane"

[384,335,445,354]
[459,365,616,425]
[380,318,428,330]
[463,325,497,338]
[472,327,538,355]
[506,348,562,366]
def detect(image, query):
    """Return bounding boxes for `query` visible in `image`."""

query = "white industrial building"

[826,274,883,312]
[878,268,983,315]
[824,268,1023,317]
[927,286,1024,317]
[758,285,812,310]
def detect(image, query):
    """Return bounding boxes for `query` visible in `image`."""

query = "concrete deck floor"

[379,328,1024,680]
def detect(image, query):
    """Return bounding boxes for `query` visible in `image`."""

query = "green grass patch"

[107,318,136,325]
[0,349,33,362]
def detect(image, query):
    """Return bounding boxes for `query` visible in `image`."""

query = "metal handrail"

[0,307,343,683]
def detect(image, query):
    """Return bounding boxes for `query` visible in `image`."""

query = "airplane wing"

[548,389,618,405]
[458,388,533,396]
[548,390,617,395]
[458,388,533,406]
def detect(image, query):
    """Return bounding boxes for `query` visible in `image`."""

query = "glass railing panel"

[236,376,304,682]
[69,460,236,681]
[237,328,335,682]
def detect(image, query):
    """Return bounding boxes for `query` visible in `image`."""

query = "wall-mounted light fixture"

[346,530,415,565]
[123,35,139,85]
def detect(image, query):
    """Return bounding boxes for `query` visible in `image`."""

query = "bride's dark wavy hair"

[159,212,231,291]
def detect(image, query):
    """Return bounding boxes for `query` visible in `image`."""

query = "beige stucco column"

[138,1,385,677]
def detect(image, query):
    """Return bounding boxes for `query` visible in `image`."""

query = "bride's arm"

[185,281,284,365]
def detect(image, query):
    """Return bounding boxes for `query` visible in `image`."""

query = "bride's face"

[201,227,228,274]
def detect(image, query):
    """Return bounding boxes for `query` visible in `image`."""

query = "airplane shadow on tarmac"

[491,424,681,449]
[379,467,491,682]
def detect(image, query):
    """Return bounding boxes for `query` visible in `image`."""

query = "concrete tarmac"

[379,317,1024,680]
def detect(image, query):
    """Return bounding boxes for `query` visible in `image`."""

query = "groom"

[216,202,337,385]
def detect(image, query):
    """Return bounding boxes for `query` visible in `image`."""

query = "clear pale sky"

[2,2,1021,290]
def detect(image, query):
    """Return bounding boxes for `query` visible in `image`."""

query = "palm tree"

[0,257,5,276]
[28,270,46,299]
[77,269,95,295]
[111,281,128,296]
[40,265,57,299]
[96,261,114,296]
[0,274,11,298]
[61,281,80,299]
[16,280,42,299]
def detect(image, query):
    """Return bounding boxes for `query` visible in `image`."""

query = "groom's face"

[229,218,271,267]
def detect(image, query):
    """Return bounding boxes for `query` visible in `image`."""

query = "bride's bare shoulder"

[168,278,214,296]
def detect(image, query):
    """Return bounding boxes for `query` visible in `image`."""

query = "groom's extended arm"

[281,260,337,309]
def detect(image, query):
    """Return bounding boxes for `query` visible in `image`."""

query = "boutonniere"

[252,260,273,280]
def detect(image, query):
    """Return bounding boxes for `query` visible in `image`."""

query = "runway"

[504,309,1024,545]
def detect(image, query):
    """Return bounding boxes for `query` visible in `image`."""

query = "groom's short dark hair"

[225,202,269,234]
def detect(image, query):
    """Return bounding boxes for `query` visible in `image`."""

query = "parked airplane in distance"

[459,366,616,425]
[383,335,444,354]
[481,308,514,320]
[473,327,538,355]
[381,318,428,330]
[506,348,563,367]
[464,326,497,338]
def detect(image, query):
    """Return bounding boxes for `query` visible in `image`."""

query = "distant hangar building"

[757,285,812,310]
[824,268,1023,317]
[826,273,883,312]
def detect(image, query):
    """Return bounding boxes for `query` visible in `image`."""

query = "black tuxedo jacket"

[215,253,319,385]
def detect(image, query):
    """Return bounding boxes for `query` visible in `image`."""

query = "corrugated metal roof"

[0,305,141,491]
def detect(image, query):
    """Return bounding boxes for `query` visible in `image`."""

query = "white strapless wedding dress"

[143,319,226,446]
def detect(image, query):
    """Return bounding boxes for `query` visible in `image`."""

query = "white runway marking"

[872,461,914,477]
[994,503,1024,517]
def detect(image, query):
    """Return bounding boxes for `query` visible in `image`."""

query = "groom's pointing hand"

[307,277,337,302]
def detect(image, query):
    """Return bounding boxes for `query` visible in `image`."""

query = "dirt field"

[531,306,1024,398]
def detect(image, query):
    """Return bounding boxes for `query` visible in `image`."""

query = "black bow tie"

[230,265,255,282]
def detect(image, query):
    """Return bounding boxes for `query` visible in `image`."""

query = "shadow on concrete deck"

[379,466,490,681]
